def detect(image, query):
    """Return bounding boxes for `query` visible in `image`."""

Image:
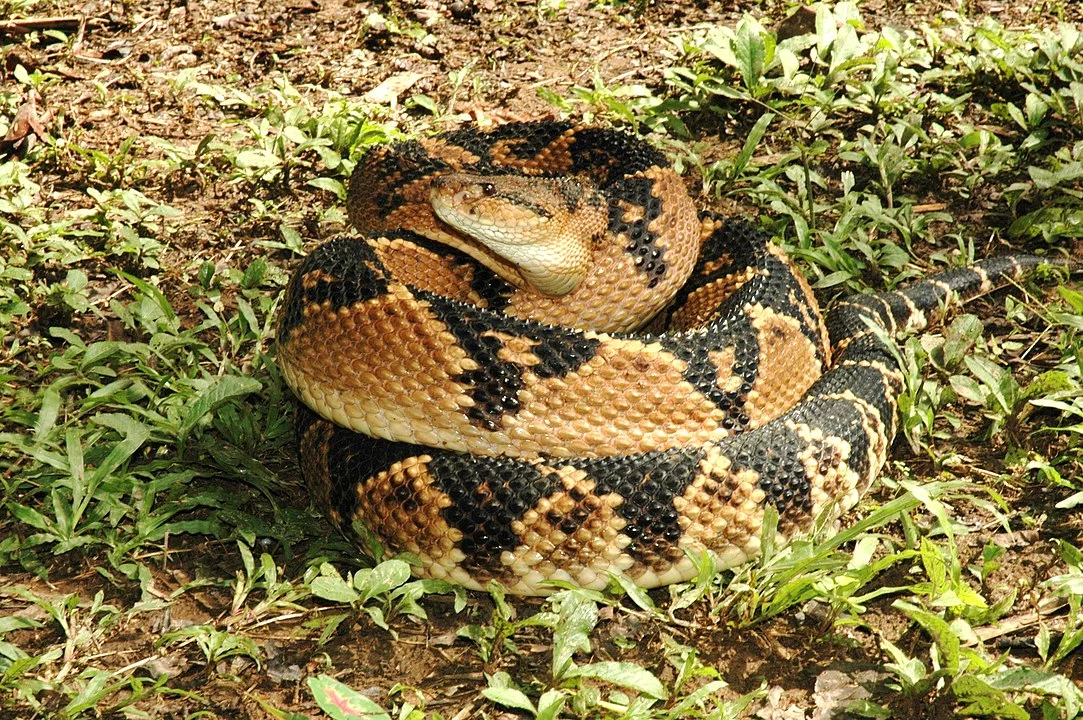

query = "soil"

[3,0,1082,718]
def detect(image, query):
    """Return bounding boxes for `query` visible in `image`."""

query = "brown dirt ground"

[3,0,1083,718]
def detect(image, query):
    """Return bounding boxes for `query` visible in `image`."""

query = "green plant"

[307,559,466,635]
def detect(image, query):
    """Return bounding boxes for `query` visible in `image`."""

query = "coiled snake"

[277,121,1074,595]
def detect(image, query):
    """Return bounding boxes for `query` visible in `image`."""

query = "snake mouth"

[429,172,604,296]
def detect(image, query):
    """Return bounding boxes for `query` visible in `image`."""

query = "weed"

[307,559,466,636]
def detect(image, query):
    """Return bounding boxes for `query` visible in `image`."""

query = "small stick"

[0,16,84,35]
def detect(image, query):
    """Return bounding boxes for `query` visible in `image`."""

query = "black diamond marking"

[655,319,760,431]
[418,290,601,429]
[442,121,576,168]
[790,393,878,487]
[554,177,589,213]
[352,140,453,217]
[808,339,901,442]
[429,454,562,572]
[665,218,767,316]
[608,176,670,286]
[320,415,426,530]
[716,424,813,521]
[568,127,669,183]
[576,449,703,564]
[278,235,390,342]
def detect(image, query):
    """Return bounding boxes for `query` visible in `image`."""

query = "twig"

[0,15,84,35]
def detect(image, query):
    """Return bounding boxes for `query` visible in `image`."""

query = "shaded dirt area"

[3,0,1083,718]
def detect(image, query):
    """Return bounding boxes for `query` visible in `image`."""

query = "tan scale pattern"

[745,304,824,427]
[349,457,480,586]
[667,267,760,330]
[368,237,489,307]
[767,243,831,360]
[502,467,633,591]
[680,447,768,565]
[279,288,483,451]
[489,131,577,174]
[506,338,734,456]
[297,419,338,524]
[286,309,695,458]
[787,421,861,532]
[418,137,484,167]
[284,290,791,459]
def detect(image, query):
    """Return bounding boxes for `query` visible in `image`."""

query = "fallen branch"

[0,15,84,35]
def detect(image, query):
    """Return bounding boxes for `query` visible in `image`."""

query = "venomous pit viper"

[277,121,1077,595]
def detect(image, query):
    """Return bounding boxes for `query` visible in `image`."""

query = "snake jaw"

[430,173,605,296]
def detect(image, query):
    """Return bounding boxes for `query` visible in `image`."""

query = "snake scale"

[276,121,1075,595]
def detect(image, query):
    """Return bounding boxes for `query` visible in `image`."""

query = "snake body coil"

[277,121,1072,595]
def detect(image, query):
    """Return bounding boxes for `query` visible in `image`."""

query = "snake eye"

[481,182,496,196]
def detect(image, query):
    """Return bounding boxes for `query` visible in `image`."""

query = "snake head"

[430,173,607,296]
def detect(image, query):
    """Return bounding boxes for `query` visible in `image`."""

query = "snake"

[276,120,1076,595]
